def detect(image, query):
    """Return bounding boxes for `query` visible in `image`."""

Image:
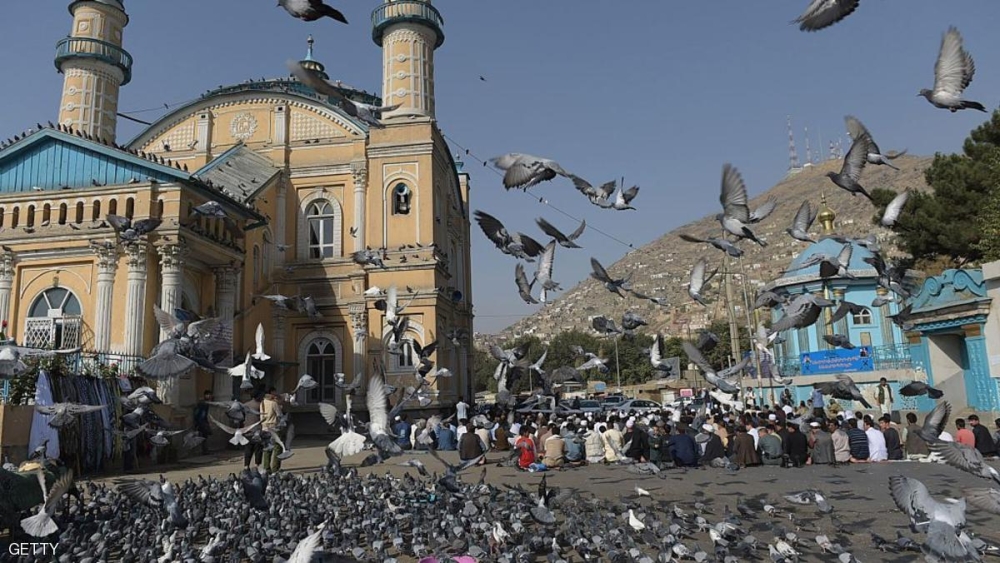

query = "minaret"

[817,193,836,234]
[372,0,445,120]
[55,0,132,143]
[299,35,329,81]
[787,116,800,173]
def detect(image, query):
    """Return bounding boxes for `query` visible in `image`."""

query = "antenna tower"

[804,127,812,164]
[787,116,800,172]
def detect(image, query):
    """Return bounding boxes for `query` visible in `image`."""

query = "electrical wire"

[439,131,637,250]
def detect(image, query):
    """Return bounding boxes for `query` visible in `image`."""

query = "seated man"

[542,424,566,469]
[562,423,585,466]
[667,426,699,467]
[758,426,783,466]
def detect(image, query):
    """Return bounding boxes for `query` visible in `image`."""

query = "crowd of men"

[396,396,1000,472]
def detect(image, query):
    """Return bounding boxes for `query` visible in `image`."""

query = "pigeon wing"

[921,401,951,439]
[720,164,750,222]
[535,217,568,243]
[963,488,1000,515]
[288,60,349,102]
[567,218,586,241]
[589,257,613,283]
[935,27,974,96]
[535,241,556,286]
[689,258,707,294]
[318,403,340,427]
[152,305,184,337]
[682,340,715,375]
[473,210,509,250]
[792,201,814,231]
[841,135,869,182]
[749,197,777,223]
[882,191,910,226]
[795,0,859,31]
[366,376,390,436]
[288,525,325,563]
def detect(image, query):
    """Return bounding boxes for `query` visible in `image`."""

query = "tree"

[701,319,747,372]
[974,151,1000,260]
[471,346,498,394]
[871,110,1000,269]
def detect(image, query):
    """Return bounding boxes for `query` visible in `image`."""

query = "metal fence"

[776,344,913,377]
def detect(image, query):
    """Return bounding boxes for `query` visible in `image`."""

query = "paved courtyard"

[86,438,1000,562]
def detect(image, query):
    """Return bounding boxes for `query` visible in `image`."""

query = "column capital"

[213,265,239,292]
[349,303,368,342]
[92,244,119,274]
[0,252,15,281]
[157,243,189,272]
[124,241,148,273]
[351,161,368,189]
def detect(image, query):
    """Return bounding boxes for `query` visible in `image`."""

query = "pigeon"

[683,341,741,393]
[688,258,715,307]
[927,441,1000,485]
[118,477,188,529]
[600,183,640,211]
[794,0,859,32]
[34,402,107,428]
[210,416,262,446]
[534,240,561,304]
[822,334,855,350]
[826,135,873,201]
[717,164,767,247]
[678,233,745,257]
[475,210,545,261]
[536,216,585,249]
[621,311,647,332]
[490,153,570,191]
[919,27,986,112]
[786,201,818,243]
[576,352,609,374]
[188,201,243,238]
[769,293,835,334]
[146,428,186,447]
[20,469,74,537]
[106,214,161,243]
[590,257,630,298]
[812,374,872,408]
[755,290,789,310]
[351,248,387,268]
[889,476,978,562]
[252,322,270,361]
[289,62,402,127]
[899,381,944,399]
[514,262,539,305]
[828,300,868,325]
[913,401,951,444]
[649,334,678,377]
[591,315,621,335]
[571,175,618,207]
[277,0,347,24]
[785,242,855,279]
[845,115,907,170]
[881,191,910,227]
[256,294,301,311]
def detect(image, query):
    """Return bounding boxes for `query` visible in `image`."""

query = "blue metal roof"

[782,236,875,279]
[0,128,188,192]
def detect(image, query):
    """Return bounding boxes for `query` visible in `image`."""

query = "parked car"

[600,394,626,411]
[516,397,582,416]
[559,399,603,414]
[668,397,706,411]
[614,399,664,414]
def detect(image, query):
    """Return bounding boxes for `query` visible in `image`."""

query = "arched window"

[306,339,338,403]
[11,207,19,228]
[396,339,415,369]
[308,200,337,259]
[125,197,134,219]
[24,287,83,349]
[108,199,118,217]
[0,208,5,227]
[75,202,84,223]
[252,245,261,289]
[262,231,273,279]
[42,204,51,225]
[91,200,101,221]
[58,203,68,225]
[26,205,35,228]
[155,199,164,219]
[852,307,873,325]
[392,183,411,215]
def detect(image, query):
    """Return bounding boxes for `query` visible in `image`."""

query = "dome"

[779,237,876,282]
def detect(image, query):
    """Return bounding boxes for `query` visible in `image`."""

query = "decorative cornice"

[287,163,353,179]
[366,142,434,158]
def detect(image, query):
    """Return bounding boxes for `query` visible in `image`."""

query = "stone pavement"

[88,440,1000,562]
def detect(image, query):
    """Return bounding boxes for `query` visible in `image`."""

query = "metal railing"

[776,344,913,377]
[372,0,445,48]
[55,37,133,85]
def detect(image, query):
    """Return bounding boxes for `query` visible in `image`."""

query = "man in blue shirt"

[667,425,698,467]
[562,423,584,465]
[846,418,869,461]
[810,388,825,419]
[393,414,412,450]
[436,423,457,450]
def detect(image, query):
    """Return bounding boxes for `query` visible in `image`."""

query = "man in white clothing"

[864,418,888,462]
[455,398,469,421]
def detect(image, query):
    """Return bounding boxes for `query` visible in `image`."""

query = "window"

[58,203,67,225]
[24,287,83,349]
[75,202,84,223]
[0,208,5,227]
[307,200,337,259]
[252,245,261,289]
[26,205,35,228]
[42,204,51,225]
[11,207,18,228]
[392,183,411,215]
[108,199,118,216]
[125,197,134,219]
[396,339,415,369]
[306,339,338,403]
[91,200,101,221]
[851,307,873,325]
[262,231,272,279]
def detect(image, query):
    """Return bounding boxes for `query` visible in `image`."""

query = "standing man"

[455,397,469,422]
[968,414,998,458]
[810,387,825,420]
[193,390,213,456]
[876,378,893,418]
[260,388,284,472]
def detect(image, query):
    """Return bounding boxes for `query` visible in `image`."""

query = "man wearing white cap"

[584,421,606,464]
[808,420,835,465]
[699,423,726,465]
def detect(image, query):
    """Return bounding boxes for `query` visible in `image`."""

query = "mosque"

[0,0,474,428]
[751,196,1000,415]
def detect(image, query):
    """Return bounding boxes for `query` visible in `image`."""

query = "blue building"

[748,199,929,412]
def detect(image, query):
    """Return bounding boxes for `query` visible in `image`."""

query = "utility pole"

[614,336,622,393]
[721,241,743,397]
[738,255,766,408]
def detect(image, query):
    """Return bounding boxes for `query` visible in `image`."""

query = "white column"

[212,266,238,399]
[156,244,187,406]
[275,179,288,268]
[122,242,148,357]
[92,246,118,351]
[0,253,15,334]
[349,304,368,408]
[351,163,367,252]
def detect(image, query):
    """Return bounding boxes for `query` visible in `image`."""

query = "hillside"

[497,155,934,341]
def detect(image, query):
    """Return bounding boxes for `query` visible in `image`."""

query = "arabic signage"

[800,346,874,375]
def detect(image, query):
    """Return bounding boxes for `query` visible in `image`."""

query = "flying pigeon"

[536,216,585,248]
[828,300,867,325]
[678,233,745,257]
[919,27,986,112]
[489,153,570,191]
[277,0,347,24]
[682,341,741,393]
[793,0,859,32]
[34,403,107,429]
[717,164,767,247]
[252,323,270,361]
[769,293,835,334]
[899,381,944,399]
[785,242,855,279]
[845,116,907,170]
[822,334,855,350]
[534,240,561,304]
[20,469,74,537]
[889,476,978,562]
[106,214,161,244]
[591,315,621,335]
[290,62,402,128]
[570,175,618,207]
[812,374,872,408]
[589,257,630,298]
[786,201,818,243]
[475,210,545,261]
[826,135,874,201]
[688,258,715,307]
[514,262,538,305]
[599,183,640,211]
[881,191,910,227]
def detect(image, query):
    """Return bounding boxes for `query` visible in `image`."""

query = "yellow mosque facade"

[0,0,474,426]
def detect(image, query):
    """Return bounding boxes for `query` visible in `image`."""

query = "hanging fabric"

[28,370,60,460]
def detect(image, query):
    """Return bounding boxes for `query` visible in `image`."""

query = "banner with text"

[800,346,874,375]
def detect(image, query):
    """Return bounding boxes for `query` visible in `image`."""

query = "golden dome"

[817,192,836,233]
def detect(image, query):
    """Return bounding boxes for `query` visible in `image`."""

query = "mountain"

[498,155,933,340]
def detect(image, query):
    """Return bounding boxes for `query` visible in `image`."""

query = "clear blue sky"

[2,2,998,333]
